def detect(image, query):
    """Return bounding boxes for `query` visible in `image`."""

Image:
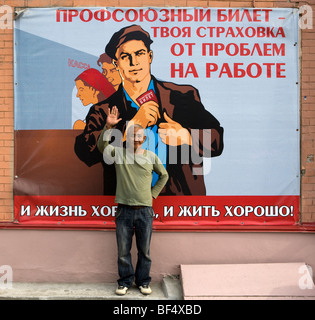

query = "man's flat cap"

[105,25,153,60]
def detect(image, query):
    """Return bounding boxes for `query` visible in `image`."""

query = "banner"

[14,7,300,228]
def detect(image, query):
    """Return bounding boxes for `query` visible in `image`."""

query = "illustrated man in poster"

[75,24,224,195]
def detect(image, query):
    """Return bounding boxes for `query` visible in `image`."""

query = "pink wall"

[0,229,314,283]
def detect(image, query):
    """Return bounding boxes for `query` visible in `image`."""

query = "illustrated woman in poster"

[73,68,116,130]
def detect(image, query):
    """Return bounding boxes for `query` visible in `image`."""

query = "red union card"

[136,89,159,106]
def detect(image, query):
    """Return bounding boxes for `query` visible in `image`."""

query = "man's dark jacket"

[75,76,224,195]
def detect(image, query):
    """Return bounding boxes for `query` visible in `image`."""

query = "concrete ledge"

[181,262,315,300]
[161,275,183,300]
[0,276,182,300]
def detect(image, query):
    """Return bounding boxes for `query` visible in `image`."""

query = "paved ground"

[2,263,314,300]
[0,276,183,300]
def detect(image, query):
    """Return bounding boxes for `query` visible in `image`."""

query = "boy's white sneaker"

[116,286,128,295]
[138,285,152,295]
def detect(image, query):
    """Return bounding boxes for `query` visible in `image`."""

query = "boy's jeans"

[115,204,154,287]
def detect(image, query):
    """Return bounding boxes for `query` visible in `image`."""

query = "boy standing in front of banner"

[97,106,168,296]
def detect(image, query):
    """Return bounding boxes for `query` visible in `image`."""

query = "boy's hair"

[126,124,146,137]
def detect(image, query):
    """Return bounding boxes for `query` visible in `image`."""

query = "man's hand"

[106,106,122,129]
[158,112,192,146]
[123,101,160,141]
[132,100,161,128]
